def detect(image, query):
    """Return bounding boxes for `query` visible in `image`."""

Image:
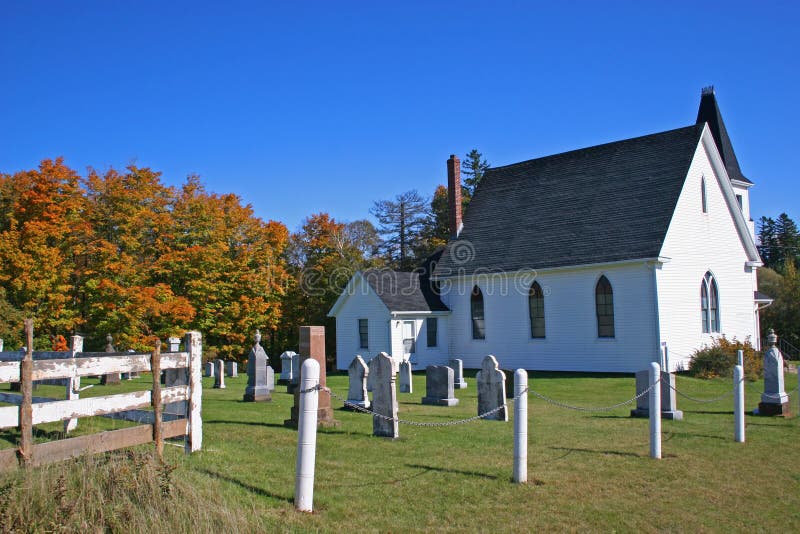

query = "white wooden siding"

[657,142,758,370]
[439,264,658,372]
[333,277,391,370]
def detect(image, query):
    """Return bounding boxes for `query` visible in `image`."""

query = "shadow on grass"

[665,431,727,441]
[197,468,293,504]
[322,466,431,488]
[204,420,289,430]
[549,446,642,458]
[405,463,499,480]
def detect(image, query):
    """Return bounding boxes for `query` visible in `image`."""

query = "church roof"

[362,268,449,313]
[434,124,706,277]
[696,87,752,185]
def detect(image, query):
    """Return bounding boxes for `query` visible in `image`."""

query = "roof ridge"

[487,124,702,173]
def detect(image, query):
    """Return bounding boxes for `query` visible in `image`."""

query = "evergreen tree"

[462,149,490,198]
[370,190,429,270]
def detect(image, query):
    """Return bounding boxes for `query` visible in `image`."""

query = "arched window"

[595,275,615,338]
[701,272,720,333]
[701,176,708,213]
[529,282,545,338]
[471,286,485,340]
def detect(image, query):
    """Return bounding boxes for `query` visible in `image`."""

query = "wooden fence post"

[184,331,202,453]
[151,340,163,462]
[64,335,83,433]
[18,319,34,468]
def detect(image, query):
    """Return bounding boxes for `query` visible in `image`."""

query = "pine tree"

[370,190,429,270]
[462,149,490,198]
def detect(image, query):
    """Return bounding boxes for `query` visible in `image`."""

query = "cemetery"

[0,325,797,531]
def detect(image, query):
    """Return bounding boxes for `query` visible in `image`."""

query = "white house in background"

[329,88,771,372]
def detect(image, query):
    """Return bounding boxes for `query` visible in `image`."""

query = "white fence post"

[513,368,528,484]
[734,364,745,443]
[649,362,661,459]
[737,349,744,367]
[295,358,320,512]
[64,335,83,433]
[185,331,203,453]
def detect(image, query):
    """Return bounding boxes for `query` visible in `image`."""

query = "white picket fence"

[0,328,202,471]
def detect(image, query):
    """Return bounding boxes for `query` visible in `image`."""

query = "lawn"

[1,370,799,532]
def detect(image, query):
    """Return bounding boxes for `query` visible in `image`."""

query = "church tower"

[696,87,755,237]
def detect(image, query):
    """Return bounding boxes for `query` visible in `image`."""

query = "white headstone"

[449,358,468,389]
[205,361,215,378]
[346,355,370,409]
[630,369,683,420]
[476,355,507,421]
[168,337,181,352]
[226,361,238,377]
[280,351,296,384]
[370,353,398,438]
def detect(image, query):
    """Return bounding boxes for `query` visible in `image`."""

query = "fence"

[0,321,202,472]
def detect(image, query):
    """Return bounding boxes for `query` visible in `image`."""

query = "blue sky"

[1,1,798,231]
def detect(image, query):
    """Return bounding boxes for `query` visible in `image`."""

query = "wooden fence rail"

[0,325,202,472]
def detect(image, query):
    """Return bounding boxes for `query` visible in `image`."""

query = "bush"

[688,336,762,380]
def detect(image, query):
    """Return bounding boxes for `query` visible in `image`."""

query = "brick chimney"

[447,154,462,238]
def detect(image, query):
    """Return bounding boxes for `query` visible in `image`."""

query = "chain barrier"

[667,378,743,404]
[525,377,660,412]
[320,385,527,427]
[746,381,799,399]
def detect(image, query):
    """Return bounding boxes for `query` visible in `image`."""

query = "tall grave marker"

[285,326,338,428]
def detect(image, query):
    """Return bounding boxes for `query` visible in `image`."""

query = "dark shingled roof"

[696,89,752,184]
[434,124,706,277]
[363,269,449,313]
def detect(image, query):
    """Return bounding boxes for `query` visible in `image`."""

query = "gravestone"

[279,351,296,385]
[422,365,459,406]
[346,355,370,409]
[370,353,398,438]
[285,326,338,427]
[164,340,189,417]
[287,350,301,393]
[366,357,375,392]
[243,330,272,402]
[226,361,238,378]
[213,359,226,389]
[757,329,790,416]
[399,359,413,393]
[204,361,215,378]
[630,369,683,420]
[449,358,468,389]
[266,364,275,393]
[476,355,507,421]
[100,334,121,385]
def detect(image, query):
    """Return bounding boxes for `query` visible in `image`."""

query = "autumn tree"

[0,158,87,345]
[371,190,429,270]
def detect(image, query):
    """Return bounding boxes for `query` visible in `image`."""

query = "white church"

[329,89,771,373]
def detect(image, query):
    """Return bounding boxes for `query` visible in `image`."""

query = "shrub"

[688,336,762,380]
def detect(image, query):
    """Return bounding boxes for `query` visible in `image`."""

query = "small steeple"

[696,87,751,184]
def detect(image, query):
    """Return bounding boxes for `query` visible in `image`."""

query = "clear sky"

[1,1,798,232]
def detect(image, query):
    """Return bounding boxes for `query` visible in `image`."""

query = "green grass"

[1,370,799,532]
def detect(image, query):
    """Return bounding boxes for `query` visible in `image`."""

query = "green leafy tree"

[758,213,800,271]
[759,260,800,352]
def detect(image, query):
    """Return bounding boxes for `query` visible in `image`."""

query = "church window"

[701,272,720,333]
[529,282,546,338]
[595,276,615,338]
[471,286,486,340]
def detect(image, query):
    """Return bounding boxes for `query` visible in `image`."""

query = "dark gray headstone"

[476,355,507,421]
[422,365,459,406]
[243,335,272,402]
[370,353,398,438]
[213,359,225,389]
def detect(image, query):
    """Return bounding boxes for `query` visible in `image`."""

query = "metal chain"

[747,381,799,399]
[525,378,661,413]
[667,378,742,404]
[304,385,527,427]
